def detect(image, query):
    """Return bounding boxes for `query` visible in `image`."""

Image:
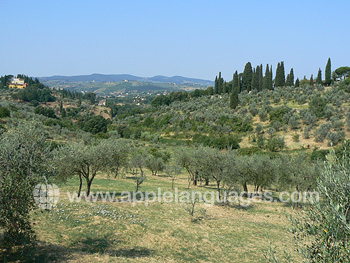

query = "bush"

[79,115,111,135]
[266,136,285,152]
[308,96,327,117]
[258,109,268,122]
[292,134,300,142]
[288,149,350,261]
[0,106,10,118]
[288,114,300,129]
[34,106,57,119]
[0,122,54,248]
[314,122,332,142]
[302,111,316,126]
[303,126,311,139]
[269,106,291,124]
[327,131,345,146]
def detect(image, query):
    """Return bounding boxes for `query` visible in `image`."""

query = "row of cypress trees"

[226,58,332,109]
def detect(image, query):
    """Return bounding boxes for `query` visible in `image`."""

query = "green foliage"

[0,75,13,89]
[335,66,350,78]
[230,85,239,109]
[0,106,10,118]
[266,136,285,152]
[325,58,331,85]
[192,134,240,149]
[286,68,294,86]
[308,96,327,117]
[316,68,322,85]
[34,106,57,118]
[286,149,350,262]
[78,115,111,135]
[292,133,299,142]
[275,62,285,87]
[242,62,253,91]
[314,122,332,142]
[0,122,53,247]
[12,86,55,103]
[269,106,291,124]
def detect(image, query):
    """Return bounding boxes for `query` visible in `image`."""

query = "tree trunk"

[243,182,248,197]
[86,179,92,197]
[78,174,83,197]
[217,181,221,201]
[172,178,175,190]
[193,171,198,186]
[205,178,209,186]
[114,166,119,178]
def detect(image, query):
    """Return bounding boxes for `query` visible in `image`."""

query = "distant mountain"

[39,73,213,86]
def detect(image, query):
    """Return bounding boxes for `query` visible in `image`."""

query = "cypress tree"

[290,68,294,86]
[222,81,227,94]
[242,62,253,91]
[232,70,239,91]
[281,61,285,86]
[286,74,290,87]
[239,73,243,92]
[218,72,223,94]
[275,61,286,87]
[310,74,314,86]
[316,68,322,85]
[325,58,331,86]
[259,64,263,91]
[275,62,281,87]
[286,68,294,86]
[269,65,273,90]
[263,64,269,90]
[230,85,239,109]
[214,76,218,94]
[251,68,258,91]
[295,78,300,87]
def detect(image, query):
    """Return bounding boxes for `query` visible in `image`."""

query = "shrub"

[258,109,268,121]
[0,106,10,118]
[255,124,263,134]
[271,121,281,132]
[308,96,327,117]
[34,106,57,119]
[302,111,317,126]
[303,126,311,139]
[327,131,345,146]
[266,136,285,152]
[292,134,300,142]
[269,106,291,124]
[0,122,53,248]
[314,122,332,142]
[288,114,300,130]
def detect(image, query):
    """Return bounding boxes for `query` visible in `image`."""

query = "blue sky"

[1,0,349,81]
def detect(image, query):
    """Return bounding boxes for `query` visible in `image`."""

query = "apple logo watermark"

[33,178,60,210]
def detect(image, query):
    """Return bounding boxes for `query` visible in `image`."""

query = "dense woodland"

[1,60,350,261]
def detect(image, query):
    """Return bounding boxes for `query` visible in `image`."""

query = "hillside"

[39,74,214,96]
[2,75,350,262]
[39,73,214,86]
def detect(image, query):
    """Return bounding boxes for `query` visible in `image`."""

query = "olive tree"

[129,149,149,192]
[55,141,108,197]
[0,122,54,247]
[267,148,350,262]
[102,138,130,178]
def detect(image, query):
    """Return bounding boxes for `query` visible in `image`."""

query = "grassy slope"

[30,171,299,262]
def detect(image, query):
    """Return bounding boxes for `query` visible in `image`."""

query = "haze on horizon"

[1,0,349,81]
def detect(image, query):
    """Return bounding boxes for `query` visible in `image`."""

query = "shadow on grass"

[74,235,155,258]
[0,242,72,263]
[114,247,155,258]
[1,237,155,262]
